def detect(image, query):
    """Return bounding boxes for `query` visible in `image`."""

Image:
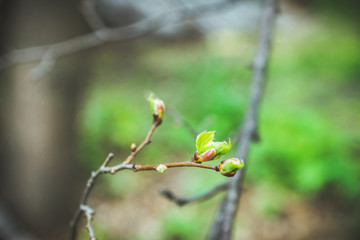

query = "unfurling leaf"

[148,93,165,120]
[193,131,231,162]
[196,131,215,154]
[213,138,231,156]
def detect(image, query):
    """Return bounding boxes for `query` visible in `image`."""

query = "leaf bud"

[198,149,216,162]
[219,158,244,177]
[156,164,167,173]
[130,143,137,152]
[194,131,231,162]
[148,93,165,121]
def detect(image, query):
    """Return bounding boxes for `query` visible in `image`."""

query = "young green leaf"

[194,131,232,162]
[148,93,165,120]
[196,131,215,154]
[214,138,231,155]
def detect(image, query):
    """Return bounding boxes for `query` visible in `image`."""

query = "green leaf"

[196,131,215,154]
[214,138,231,155]
[148,93,155,112]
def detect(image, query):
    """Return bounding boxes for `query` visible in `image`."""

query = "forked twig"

[0,0,239,80]
[69,120,161,240]
[69,119,221,240]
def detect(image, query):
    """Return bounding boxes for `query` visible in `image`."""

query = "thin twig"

[69,153,114,240]
[69,118,220,240]
[123,121,158,164]
[70,119,161,240]
[160,182,230,206]
[0,0,239,80]
[207,0,279,239]
[100,161,218,174]
[134,162,218,171]
[70,121,161,240]
[80,205,96,240]
[70,161,218,240]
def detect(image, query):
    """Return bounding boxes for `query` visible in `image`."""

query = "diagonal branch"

[70,120,162,240]
[160,182,230,206]
[207,0,279,239]
[123,120,158,164]
[0,0,240,80]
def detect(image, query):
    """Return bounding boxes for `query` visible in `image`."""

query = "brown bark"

[1,0,90,238]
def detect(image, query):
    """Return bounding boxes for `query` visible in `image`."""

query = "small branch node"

[130,143,137,152]
[80,204,95,216]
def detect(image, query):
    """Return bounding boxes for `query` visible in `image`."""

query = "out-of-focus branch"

[81,0,107,31]
[160,182,230,206]
[0,0,240,80]
[79,205,96,240]
[207,0,279,239]
[27,49,55,80]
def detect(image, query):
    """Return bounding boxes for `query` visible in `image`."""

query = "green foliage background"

[77,17,360,239]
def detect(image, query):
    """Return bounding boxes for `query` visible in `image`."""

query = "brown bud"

[153,113,163,126]
[220,170,236,177]
[191,152,201,162]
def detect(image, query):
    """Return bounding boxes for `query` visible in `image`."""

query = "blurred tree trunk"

[0,0,90,238]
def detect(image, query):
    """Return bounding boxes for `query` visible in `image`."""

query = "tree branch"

[69,153,115,240]
[0,0,240,80]
[80,205,96,240]
[134,161,218,172]
[69,119,221,240]
[70,161,218,240]
[123,120,158,164]
[69,120,162,240]
[160,182,230,206]
[207,0,279,239]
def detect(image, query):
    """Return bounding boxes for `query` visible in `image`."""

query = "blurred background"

[0,0,359,239]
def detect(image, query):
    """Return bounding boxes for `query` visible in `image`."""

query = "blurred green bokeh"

[77,15,360,239]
